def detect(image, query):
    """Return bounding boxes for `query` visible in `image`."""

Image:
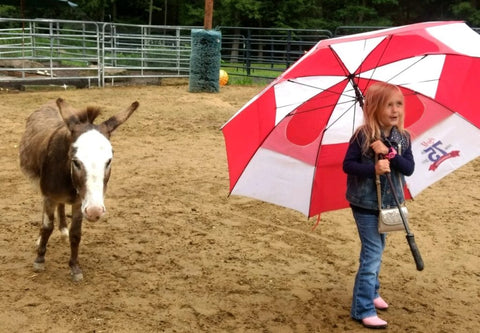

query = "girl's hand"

[370,140,389,155]
[375,159,391,175]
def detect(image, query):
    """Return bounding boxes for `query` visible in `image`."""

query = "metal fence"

[0,18,339,88]
[0,18,198,88]
[219,26,332,79]
[0,19,102,86]
[100,23,194,85]
[3,18,474,89]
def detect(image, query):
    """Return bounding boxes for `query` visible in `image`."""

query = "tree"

[451,1,480,26]
[1,0,478,29]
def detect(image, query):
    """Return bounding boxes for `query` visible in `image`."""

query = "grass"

[221,62,285,86]
[226,75,274,86]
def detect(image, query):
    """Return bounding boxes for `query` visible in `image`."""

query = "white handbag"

[376,150,407,234]
[378,206,408,233]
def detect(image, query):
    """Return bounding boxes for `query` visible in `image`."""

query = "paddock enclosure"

[0,85,478,332]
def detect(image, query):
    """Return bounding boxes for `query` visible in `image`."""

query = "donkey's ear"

[57,98,80,130]
[100,101,139,135]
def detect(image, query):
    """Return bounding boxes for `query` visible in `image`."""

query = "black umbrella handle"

[406,234,424,271]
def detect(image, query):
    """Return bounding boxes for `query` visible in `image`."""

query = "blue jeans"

[350,206,386,320]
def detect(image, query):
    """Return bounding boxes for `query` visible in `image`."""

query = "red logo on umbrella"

[422,139,460,171]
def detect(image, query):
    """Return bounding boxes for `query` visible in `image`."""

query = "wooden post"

[204,0,214,30]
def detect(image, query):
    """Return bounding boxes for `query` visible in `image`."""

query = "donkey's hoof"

[70,266,83,282]
[71,272,84,282]
[33,261,45,272]
[60,228,69,242]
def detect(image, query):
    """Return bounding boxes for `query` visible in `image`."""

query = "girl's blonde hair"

[357,82,407,153]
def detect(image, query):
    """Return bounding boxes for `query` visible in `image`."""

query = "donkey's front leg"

[69,203,83,282]
[34,198,56,272]
[57,203,69,242]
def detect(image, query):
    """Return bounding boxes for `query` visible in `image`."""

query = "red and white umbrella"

[221,21,480,218]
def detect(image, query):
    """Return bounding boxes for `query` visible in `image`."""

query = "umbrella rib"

[284,78,362,131]
[356,35,393,88]
[283,75,365,136]
[228,77,355,199]
[285,78,350,95]
[284,78,355,114]
[359,35,435,86]
[356,35,429,90]
[383,55,429,83]
[282,100,353,116]
[329,45,353,78]
[306,97,362,217]
[303,44,363,216]
[324,100,359,132]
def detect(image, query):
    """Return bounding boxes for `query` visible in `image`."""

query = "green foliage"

[179,0,205,26]
[0,0,479,29]
[452,2,480,26]
[75,0,108,21]
[0,5,19,18]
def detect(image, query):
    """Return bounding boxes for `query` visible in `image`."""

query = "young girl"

[343,82,415,329]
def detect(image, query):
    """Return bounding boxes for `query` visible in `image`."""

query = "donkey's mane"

[76,107,102,124]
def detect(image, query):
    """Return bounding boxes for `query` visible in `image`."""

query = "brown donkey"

[19,98,139,281]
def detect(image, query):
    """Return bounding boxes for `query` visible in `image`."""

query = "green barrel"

[189,29,222,93]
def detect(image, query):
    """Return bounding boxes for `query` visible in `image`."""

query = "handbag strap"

[375,142,405,211]
[375,154,382,210]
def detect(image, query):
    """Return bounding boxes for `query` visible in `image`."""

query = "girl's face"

[378,90,404,132]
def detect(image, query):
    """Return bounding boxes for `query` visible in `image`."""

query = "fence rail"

[219,26,332,79]
[0,18,200,88]
[0,19,103,87]
[0,18,337,88]
[1,18,477,89]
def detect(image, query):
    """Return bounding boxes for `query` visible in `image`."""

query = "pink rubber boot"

[374,296,389,310]
[362,316,388,329]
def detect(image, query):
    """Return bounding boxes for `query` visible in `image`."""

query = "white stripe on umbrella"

[360,55,445,98]
[232,147,315,216]
[427,23,480,56]
[274,76,346,125]
[330,36,386,73]
[408,113,480,196]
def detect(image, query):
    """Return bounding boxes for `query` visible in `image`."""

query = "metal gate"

[0,18,197,88]
[1,18,410,88]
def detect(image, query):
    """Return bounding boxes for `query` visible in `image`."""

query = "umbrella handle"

[406,234,424,271]
[384,172,424,271]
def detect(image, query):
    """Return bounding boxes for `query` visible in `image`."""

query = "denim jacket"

[343,128,415,211]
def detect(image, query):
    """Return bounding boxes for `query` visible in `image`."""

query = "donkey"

[19,98,139,281]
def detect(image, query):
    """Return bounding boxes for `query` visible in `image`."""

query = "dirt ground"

[0,83,478,333]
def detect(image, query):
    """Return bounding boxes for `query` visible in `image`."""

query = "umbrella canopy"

[222,21,480,218]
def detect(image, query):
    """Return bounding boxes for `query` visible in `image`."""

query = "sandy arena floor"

[0,84,478,332]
